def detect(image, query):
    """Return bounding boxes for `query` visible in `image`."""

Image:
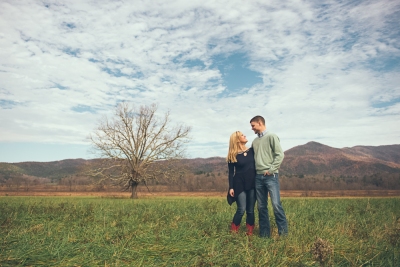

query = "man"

[250,115,288,237]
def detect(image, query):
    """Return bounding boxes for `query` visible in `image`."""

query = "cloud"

[0,0,399,161]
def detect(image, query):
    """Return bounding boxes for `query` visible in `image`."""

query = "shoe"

[230,222,240,233]
[246,223,254,236]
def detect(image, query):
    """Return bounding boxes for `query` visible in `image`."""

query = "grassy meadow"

[0,196,399,266]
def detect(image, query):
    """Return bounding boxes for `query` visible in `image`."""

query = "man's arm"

[268,134,284,174]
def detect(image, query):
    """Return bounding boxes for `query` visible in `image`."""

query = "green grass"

[0,197,399,266]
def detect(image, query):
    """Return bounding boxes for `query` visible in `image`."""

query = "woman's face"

[237,132,248,144]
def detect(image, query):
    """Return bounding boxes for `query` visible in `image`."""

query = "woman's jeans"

[232,189,256,226]
[255,173,288,237]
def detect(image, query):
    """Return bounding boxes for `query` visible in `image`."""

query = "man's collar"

[258,130,268,137]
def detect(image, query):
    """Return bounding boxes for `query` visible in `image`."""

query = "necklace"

[240,147,248,156]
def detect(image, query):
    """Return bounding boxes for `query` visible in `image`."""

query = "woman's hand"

[229,189,234,197]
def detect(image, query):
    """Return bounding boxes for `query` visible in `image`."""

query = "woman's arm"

[228,162,235,190]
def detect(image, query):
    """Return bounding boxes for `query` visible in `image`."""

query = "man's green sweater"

[252,132,284,174]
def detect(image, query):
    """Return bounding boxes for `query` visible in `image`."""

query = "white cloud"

[0,0,399,161]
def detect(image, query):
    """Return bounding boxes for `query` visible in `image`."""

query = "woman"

[226,131,256,235]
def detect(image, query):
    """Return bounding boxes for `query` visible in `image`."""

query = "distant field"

[1,197,399,266]
[1,189,400,197]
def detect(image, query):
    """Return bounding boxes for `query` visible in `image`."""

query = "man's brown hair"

[250,115,265,125]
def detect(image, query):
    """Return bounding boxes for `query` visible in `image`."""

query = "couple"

[227,115,288,237]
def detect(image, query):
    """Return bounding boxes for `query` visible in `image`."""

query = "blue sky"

[0,0,399,163]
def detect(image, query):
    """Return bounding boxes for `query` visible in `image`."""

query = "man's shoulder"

[265,131,277,136]
[265,132,280,139]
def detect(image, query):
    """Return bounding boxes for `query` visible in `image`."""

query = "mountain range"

[282,142,400,176]
[1,142,399,180]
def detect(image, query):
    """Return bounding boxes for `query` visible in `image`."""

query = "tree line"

[1,171,399,193]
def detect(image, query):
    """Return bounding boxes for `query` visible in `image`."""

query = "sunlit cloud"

[0,0,399,162]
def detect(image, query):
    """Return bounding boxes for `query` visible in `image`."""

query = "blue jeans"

[255,173,288,237]
[232,189,256,226]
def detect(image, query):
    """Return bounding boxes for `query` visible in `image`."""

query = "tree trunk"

[130,181,139,199]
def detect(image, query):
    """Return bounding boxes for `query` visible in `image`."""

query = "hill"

[1,142,399,180]
[281,142,400,176]
[0,159,102,181]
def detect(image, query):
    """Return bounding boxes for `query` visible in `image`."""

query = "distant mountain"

[0,163,27,177]
[1,142,399,180]
[281,142,400,176]
[0,159,100,180]
[181,157,226,174]
[342,145,400,164]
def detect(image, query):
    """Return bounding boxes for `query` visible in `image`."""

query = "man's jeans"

[255,173,288,237]
[232,189,256,226]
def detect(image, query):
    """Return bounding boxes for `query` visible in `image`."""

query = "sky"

[0,0,399,163]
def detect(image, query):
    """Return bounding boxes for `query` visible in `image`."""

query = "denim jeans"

[232,189,256,226]
[255,173,288,237]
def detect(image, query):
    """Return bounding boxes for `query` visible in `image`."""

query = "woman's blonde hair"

[226,131,242,163]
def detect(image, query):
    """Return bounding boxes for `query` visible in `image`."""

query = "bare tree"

[89,103,191,198]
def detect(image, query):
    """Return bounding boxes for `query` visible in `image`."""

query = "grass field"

[1,196,399,266]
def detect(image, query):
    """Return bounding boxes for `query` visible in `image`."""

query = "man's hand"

[229,189,234,197]
[264,170,271,176]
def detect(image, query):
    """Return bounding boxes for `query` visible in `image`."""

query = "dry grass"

[1,197,399,266]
